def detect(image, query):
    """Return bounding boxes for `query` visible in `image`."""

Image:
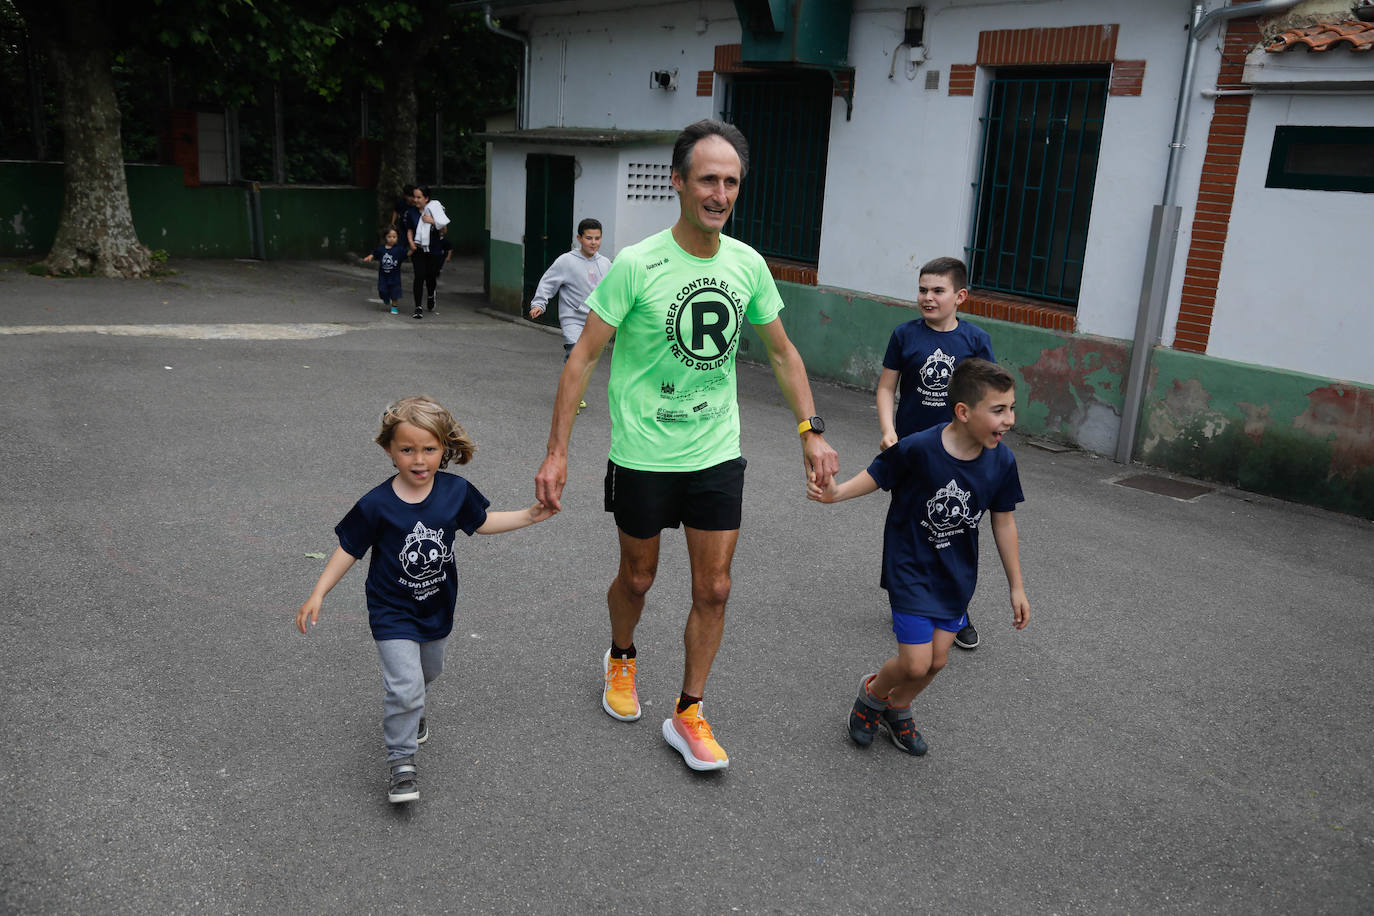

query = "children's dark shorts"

[604,457,746,539]
[379,275,402,301]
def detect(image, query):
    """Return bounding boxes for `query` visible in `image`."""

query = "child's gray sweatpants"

[375,637,447,762]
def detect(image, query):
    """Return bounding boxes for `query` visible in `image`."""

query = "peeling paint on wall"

[1296,385,1374,483]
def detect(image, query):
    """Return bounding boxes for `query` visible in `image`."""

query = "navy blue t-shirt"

[867,424,1023,618]
[883,319,995,436]
[371,243,408,277]
[335,472,490,641]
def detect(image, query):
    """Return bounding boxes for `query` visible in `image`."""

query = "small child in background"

[876,256,994,651]
[810,359,1030,758]
[363,227,408,315]
[296,396,555,803]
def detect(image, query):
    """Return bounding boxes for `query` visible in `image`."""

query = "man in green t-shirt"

[535,119,839,772]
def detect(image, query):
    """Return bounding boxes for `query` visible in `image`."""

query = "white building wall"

[1207,94,1374,385]
[495,0,1372,384]
[822,1,1198,342]
[524,2,737,130]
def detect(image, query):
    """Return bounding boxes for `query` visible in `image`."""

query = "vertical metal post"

[1116,203,1181,463]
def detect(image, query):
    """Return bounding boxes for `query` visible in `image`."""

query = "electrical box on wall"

[650,69,678,90]
[733,0,853,68]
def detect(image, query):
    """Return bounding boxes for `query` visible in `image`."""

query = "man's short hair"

[577,218,602,236]
[672,119,750,180]
[949,358,1015,412]
[919,256,968,292]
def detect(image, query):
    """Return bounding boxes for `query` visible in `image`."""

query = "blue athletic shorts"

[379,276,402,302]
[891,610,968,645]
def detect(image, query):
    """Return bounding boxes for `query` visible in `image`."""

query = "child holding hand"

[810,359,1029,758]
[296,396,554,803]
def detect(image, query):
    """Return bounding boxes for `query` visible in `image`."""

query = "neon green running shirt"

[587,228,784,472]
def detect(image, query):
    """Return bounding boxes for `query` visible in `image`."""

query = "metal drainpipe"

[1115,0,1303,465]
[484,5,530,130]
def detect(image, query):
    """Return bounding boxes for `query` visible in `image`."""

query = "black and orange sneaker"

[879,708,928,756]
[847,674,884,746]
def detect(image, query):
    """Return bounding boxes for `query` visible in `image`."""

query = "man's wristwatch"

[798,416,825,436]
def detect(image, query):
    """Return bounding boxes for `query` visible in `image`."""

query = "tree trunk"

[42,34,151,278]
[375,70,418,232]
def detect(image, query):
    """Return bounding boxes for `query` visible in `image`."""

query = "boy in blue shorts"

[809,358,1030,756]
[876,256,994,650]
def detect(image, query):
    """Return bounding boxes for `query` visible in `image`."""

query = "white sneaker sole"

[661,718,729,771]
[601,649,642,721]
[388,789,419,804]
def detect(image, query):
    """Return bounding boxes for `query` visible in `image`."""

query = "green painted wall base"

[488,251,1373,517]
[488,238,524,314]
[1,162,485,260]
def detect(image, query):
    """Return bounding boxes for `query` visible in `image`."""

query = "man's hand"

[802,434,839,488]
[535,453,568,513]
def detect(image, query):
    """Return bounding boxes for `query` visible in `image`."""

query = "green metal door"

[524,154,576,327]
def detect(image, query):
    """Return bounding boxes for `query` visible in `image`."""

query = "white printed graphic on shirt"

[399,521,453,583]
[921,479,981,546]
[918,349,957,406]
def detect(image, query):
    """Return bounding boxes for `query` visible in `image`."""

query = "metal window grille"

[723,74,832,264]
[966,71,1108,306]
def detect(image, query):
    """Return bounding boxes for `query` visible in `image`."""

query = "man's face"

[577,229,602,258]
[672,135,741,237]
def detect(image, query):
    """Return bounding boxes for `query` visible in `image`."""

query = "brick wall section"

[714,44,850,98]
[950,25,1127,96]
[697,71,714,97]
[1109,60,1146,96]
[964,291,1077,332]
[976,24,1119,65]
[769,262,818,286]
[1174,15,1262,354]
[948,64,976,96]
[715,43,744,72]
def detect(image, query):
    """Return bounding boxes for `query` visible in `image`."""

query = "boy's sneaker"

[601,649,641,721]
[416,717,428,745]
[954,619,979,650]
[847,674,883,746]
[388,760,419,803]
[390,306,399,315]
[662,701,729,771]
[879,708,929,756]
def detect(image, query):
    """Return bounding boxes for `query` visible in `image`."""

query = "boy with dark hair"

[528,219,612,407]
[810,358,1030,757]
[876,255,994,650]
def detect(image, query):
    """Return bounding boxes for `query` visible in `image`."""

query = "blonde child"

[296,396,554,803]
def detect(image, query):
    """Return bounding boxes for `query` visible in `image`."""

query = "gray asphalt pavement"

[1,256,1370,915]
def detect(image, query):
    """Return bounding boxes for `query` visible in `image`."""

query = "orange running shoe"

[662,700,729,771]
[602,649,641,721]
